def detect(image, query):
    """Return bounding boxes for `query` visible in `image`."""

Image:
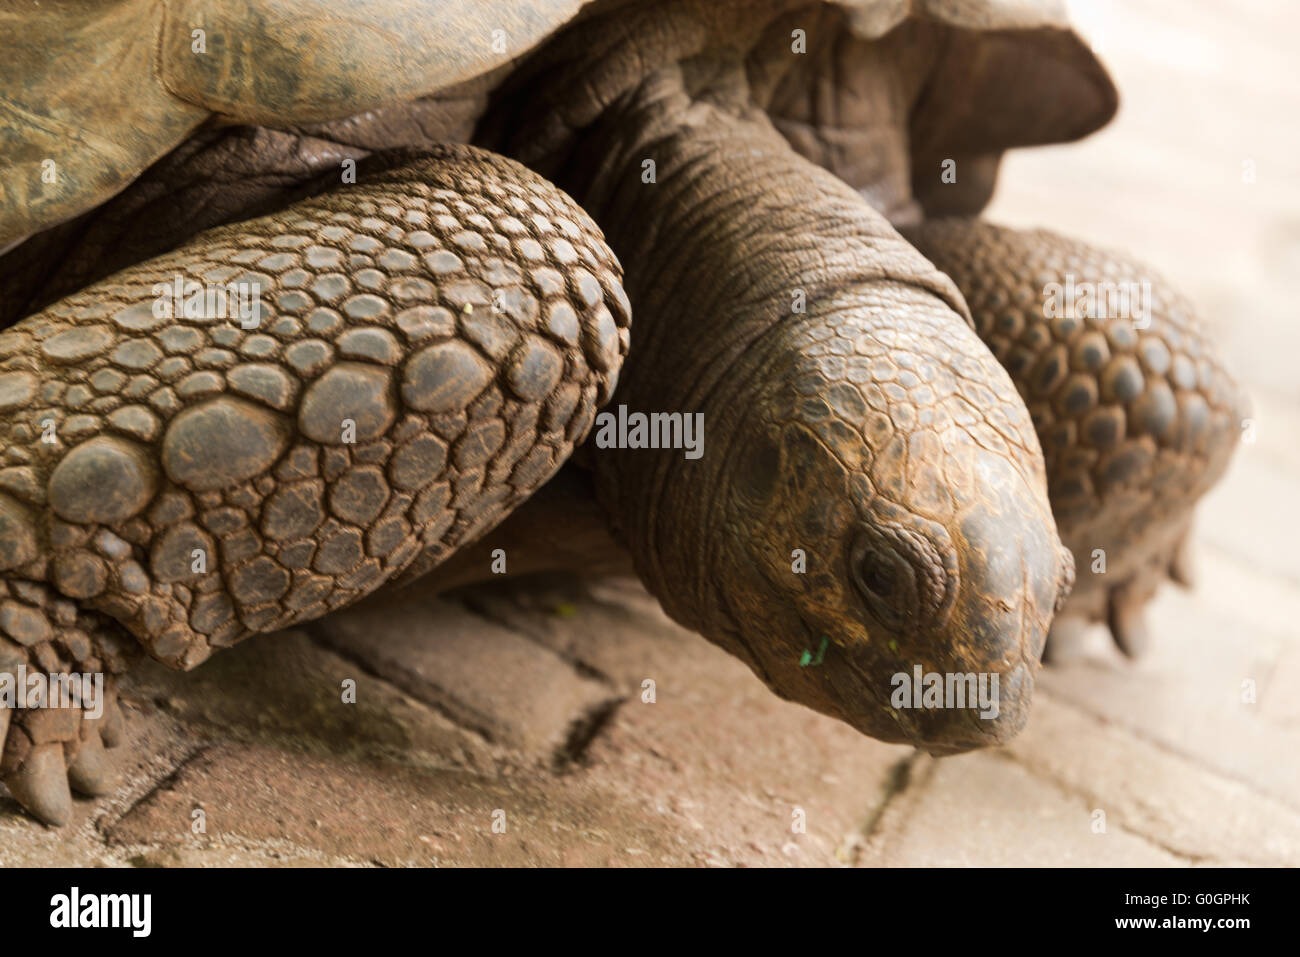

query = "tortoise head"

[685,290,1075,754]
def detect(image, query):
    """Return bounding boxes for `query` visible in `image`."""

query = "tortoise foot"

[1,584,134,825]
[1045,526,1195,661]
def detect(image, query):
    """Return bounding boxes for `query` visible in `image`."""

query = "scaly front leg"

[907,220,1245,656]
[0,146,628,823]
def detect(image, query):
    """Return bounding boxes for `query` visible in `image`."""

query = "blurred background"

[976,0,1300,863]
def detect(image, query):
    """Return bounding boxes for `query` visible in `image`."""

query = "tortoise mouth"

[891,659,1036,754]
[782,520,1046,752]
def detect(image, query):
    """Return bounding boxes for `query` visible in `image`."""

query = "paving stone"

[1198,451,1300,588]
[1260,641,1300,725]
[1176,544,1300,657]
[309,593,624,763]
[125,844,359,868]
[861,753,1184,867]
[130,629,495,773]
[104,741,702,866]
[552,584,912,866]
[453,574,700,690]
[1003,692,1300,865]
[1037,579,1300,812]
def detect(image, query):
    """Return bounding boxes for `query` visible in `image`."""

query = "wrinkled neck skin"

[749,6,943,224]
[490,27,1071,750]
[487,0,936,222]
[561,59,962,611]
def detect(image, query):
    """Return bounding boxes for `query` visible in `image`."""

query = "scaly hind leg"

[907,219,1246,657]
[0,145,627,823]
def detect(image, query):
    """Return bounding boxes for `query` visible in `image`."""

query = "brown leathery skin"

[565,68,1072,752]
[0,145,628,822]
[484,0,1112,216]
[907,219,1246,652]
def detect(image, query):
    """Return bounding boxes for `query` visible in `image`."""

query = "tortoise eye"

[849,518,958,634]
[859,555,899,598]
[850,529,917,633]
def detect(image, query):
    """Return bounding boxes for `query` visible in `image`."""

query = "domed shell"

[0,0,1114,248]
[0,0,585,247]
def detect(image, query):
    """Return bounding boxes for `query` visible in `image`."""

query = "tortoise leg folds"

[0,145,628,823]
[908,219,1246,655]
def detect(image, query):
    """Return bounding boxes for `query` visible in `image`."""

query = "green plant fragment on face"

[799,635,829,667]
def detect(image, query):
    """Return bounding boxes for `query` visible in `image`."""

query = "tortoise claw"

[3,742,73,826]
[1170,530,1196,588]
[100,695,126,749]
[67,731,118,797]
[0,594,134,824]
[1107,585,1151,658]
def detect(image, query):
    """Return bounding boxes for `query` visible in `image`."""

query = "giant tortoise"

[0,0,1243,825]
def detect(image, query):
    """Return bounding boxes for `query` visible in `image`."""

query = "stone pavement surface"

[2,0,1297,866]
